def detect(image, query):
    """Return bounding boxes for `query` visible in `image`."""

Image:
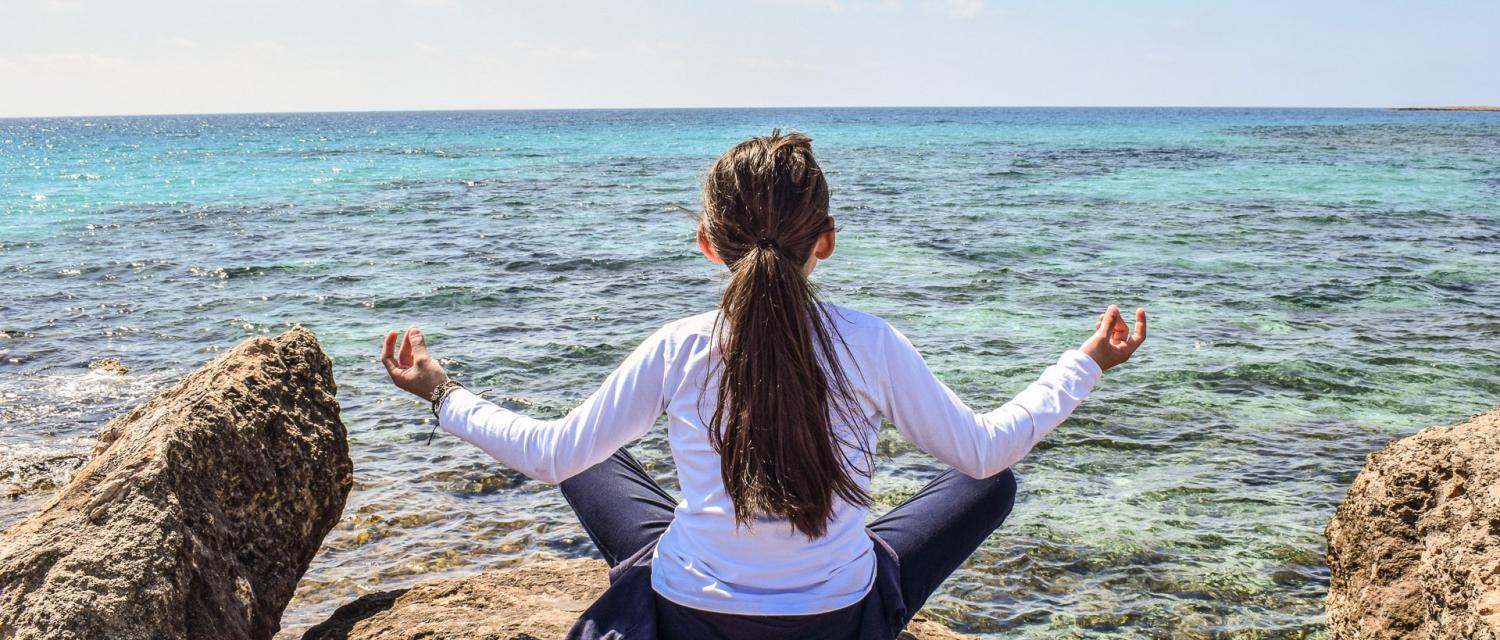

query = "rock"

[1326,406,1500,639]
[301,559,600,640]
[0,327,352,640]
[88,357,129,375]
[302,558,976,640]
[899,618,973,640]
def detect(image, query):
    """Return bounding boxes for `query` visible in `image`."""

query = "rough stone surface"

[302,558,973,640]
[1326,406,1500,640]
[88,357,129,375]
[0,327,352,640]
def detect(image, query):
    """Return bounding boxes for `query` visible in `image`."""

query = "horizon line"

[5,104,1496,121]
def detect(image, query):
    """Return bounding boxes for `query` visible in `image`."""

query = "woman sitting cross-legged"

[381,129,1147,640]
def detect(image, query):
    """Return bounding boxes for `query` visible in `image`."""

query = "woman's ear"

[698,228,725,265]
[813,223,836,260]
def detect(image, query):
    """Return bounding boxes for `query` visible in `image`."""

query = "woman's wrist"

[1078,344,1111,373]
[428,379,465,419]
[1063,348,1106,381]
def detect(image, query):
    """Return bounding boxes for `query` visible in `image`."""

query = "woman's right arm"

[875,306,1144,479]
[382,325,671,484]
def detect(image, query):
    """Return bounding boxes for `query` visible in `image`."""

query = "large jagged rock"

[302,558,974,640]
[1326,406,1500,639]
[0,327,351,640]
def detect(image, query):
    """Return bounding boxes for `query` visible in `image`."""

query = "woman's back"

[651,306,885,615]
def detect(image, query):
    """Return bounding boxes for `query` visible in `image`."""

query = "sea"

[2,108,1497,638]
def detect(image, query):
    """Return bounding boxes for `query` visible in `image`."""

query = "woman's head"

[698,130,835,273]
[698,129,869,539]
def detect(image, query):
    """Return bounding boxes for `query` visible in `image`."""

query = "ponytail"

[701,130,868,539]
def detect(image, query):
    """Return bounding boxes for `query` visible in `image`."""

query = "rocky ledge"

[0,327,352,640]
[1326,405,1500,639]
[301,557,973,640]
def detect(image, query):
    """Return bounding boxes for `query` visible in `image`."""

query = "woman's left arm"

[381,326,670,484]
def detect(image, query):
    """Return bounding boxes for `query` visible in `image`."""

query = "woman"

[381,130,1146,639]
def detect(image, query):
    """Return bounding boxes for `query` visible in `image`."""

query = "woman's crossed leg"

[559,447,1018,628]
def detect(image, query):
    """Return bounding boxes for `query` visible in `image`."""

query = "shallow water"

[2,108,1497,638]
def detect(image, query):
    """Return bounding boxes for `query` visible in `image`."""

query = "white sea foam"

[0,368,175,429]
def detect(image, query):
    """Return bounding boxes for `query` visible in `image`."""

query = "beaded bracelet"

[426,379,465,445]
[428,379,465,417]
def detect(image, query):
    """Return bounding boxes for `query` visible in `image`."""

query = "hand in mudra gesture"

[1081,305,1147,372]
[381,326,449,399]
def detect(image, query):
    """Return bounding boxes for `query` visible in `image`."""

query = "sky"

[2,0,1497,117]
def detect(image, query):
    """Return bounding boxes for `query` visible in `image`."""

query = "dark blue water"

[3,108,1498,638]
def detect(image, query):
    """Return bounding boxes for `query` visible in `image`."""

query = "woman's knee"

[984,468,1018,519]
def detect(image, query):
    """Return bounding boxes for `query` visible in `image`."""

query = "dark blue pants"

[559,448,1017,638]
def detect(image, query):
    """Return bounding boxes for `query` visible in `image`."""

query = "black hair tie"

[756,238,779,250]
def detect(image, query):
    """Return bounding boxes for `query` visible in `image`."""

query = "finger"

[398,327,416,367]
[381,330,399,371]
[1099,306,1119,337]
[1130,308,1148,345]
[1111,306,1129,338]
[409,326,429,357]
[1107,305,1128,340]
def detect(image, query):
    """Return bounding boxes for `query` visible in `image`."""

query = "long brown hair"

[699,129,869,539]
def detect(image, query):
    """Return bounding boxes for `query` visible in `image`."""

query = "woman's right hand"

[381,326,450,400]
[1080,305,1147,372]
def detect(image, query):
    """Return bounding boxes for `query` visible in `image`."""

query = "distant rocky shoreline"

[1393,106,1500,112]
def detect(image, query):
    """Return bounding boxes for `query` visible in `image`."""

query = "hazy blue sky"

[3,0,1497,117]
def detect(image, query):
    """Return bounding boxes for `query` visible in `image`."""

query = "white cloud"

[767,0,979,15]
[736,56,823,75]
[530,46,599,64]
[29,52,132,71]
[925,0,982,17]
[766,0,902,13]
[37,0,83,13]
[770,0,846,11]
[251,39,288,55]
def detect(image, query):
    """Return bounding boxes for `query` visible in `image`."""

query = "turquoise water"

[2,108,1497,638]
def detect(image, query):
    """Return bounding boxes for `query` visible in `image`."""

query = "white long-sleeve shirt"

[438,304,1102,615]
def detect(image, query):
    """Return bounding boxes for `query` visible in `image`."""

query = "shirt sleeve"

[874,322,1103,479]
[436,326,671,484]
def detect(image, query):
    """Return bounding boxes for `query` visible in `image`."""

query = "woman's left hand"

[381,326,449,399]
[1081,305,1147,372]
